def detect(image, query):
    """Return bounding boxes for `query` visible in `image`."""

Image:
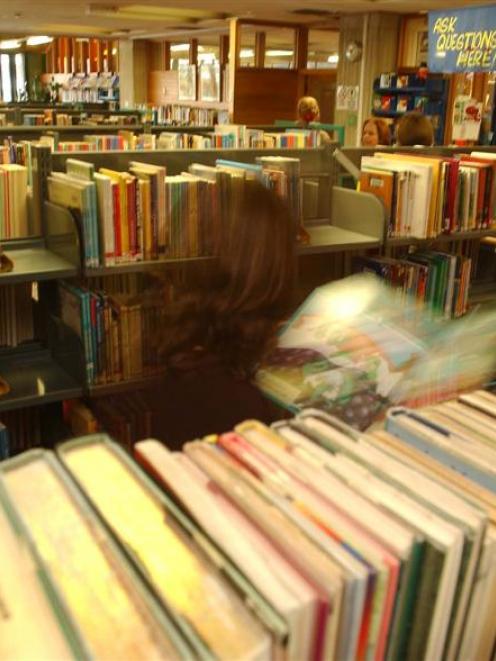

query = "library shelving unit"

[372,75,449,144]
[40,144,384,400]
[0,201,83,414]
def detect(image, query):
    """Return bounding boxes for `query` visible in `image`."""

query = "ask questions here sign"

[429,4,496,72]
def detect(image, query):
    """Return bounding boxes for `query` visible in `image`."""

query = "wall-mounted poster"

[416,31,429,66]
[199,62,220,102]
[452,96,483,141]
[178,64,196,101]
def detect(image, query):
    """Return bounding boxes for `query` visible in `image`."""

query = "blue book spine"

[0,423,10,459]
[80,290,94,384]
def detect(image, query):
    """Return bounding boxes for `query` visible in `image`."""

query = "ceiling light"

[266,49,293,57]
[0,39,21,50]
[26,36,53,46]
[436,52,446,58]
[240,48,254,58]
[328,53,339,64]
[170,43,190,52]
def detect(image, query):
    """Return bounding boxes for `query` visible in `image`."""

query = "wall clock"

[345,40,362,63]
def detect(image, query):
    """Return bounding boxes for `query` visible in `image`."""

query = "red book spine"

[127,179,138,258]
[112,182,122,261]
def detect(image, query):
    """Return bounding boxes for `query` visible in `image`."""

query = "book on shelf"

[0,164,29,240]
[360,151,496,239]
[57,278,173,387]
[0,407,41,458]
[0,448,190,659]
[0,422,8,459]
[354,252,472,319]
[48,153,303,268]
[2,387,496,659]
[0,283,35,348]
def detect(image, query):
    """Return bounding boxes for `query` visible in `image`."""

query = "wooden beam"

[295,26,308,70]
[190,38,198,66]
[255,31,266,68]
[163,41,171,70]
[219,34,229,65]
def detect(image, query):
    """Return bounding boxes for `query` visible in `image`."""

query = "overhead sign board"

[429,4,496,72]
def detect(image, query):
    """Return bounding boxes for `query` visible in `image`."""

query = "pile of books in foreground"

[1,389,495,660]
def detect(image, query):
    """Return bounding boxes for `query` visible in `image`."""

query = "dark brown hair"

[159,180,295,376]
[362,118,391,146]
[396,112,434,146]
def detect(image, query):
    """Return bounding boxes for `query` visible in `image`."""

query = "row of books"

[58,279,173,386]
[360,151,496,239]
[372,93,429,113]
[47,154,301,267]
[140,104,230,126]
[0,284,34,348]
[355,252,472,318]
[2,388,495,659]
[64,394,153,451]
[0,163,29,239]
[0,407,40,458]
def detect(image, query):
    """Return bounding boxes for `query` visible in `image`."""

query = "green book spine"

[386,540,425,661]
[406,543,445,661]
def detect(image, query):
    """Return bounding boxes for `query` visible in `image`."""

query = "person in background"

[396,111,435,146]
[149,181,295,448]
[296,96,332,144]
[361,118,391,147]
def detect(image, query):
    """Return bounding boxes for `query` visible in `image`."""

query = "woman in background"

[149,181,295,448]
[361,118,391,147]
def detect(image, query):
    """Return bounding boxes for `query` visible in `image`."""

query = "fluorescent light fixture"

[266,49,293,57]
[26,35,53,46]
[170,43,190,52]
[327,53,339,64]
[436,51,446,58]
[111,47,117,55]
[0,40,21,50]
[240,48,254,58]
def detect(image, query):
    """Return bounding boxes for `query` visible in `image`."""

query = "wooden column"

[255,31,266,68]
[164,41,171,70]
[295,26,309,70]
[219,34,229,102]
[335,12,400,145]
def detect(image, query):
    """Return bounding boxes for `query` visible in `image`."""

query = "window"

[15,53,26,100]
[1,54,12,102]
[0,52,27,102]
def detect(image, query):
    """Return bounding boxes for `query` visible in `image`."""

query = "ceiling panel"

[0,0,492,38]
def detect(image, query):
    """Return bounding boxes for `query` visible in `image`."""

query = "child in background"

[361,118,391,147]
[296,96,332,144]
[148,181,295,447]
[396,111,435,146]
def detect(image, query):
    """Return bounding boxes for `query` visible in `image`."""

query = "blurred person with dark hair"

[361,118,391,147]
[296,96,332,144]
[396,111,435,147]
[149,181,295,447]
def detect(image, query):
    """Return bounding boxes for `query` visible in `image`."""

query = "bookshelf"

[3,142,496,443]
[0,346,82,413]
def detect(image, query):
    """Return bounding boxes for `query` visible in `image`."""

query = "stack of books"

[2,388,495,658]
[0,284,34,348]
[360,151,496,239]
[0,164,29,239]
[355,252,472,318]
[58,279,173,386]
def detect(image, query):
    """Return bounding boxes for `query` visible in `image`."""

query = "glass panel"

[170,43,190,71]
[239,27,255,68]
[15,53,26,101]
[265,27,296,69]
[1,54,12,103]
[307,29,340,70]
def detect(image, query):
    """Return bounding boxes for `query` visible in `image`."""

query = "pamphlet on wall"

[452,95,483,141]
